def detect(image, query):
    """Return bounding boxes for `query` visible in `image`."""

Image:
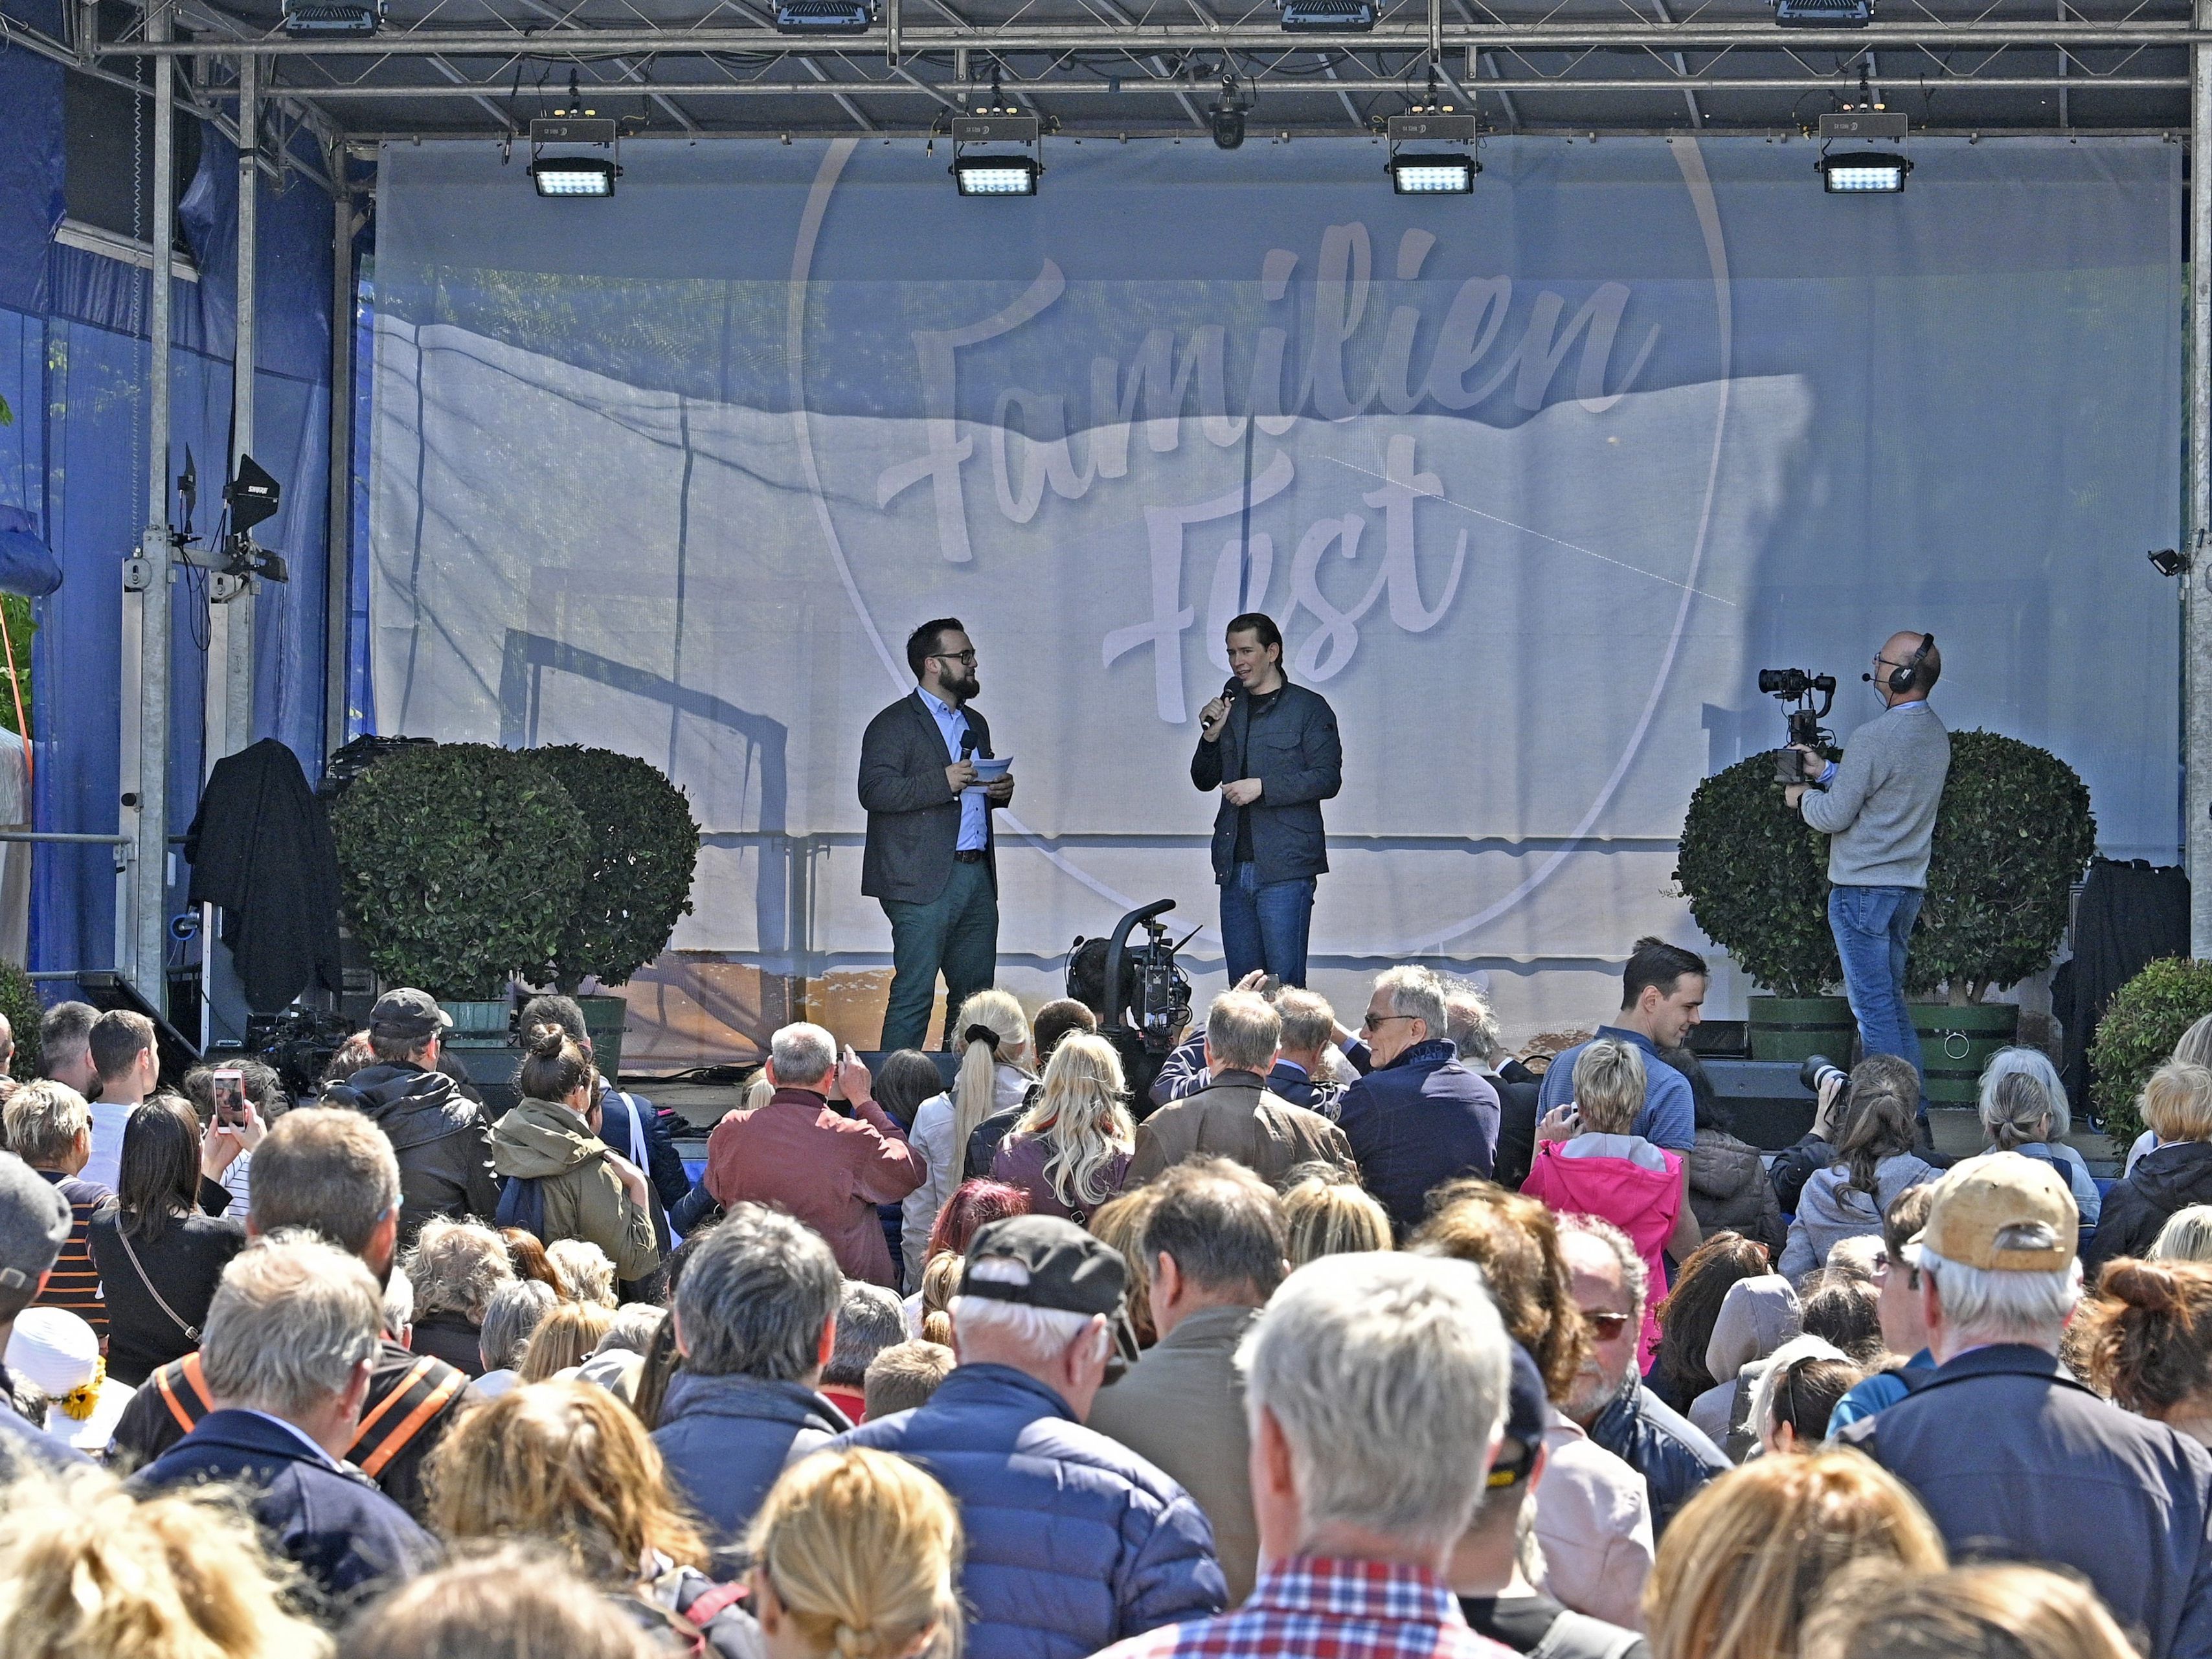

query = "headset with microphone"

[1863,633,1934,698]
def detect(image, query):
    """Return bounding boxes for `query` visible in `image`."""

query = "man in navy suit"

[131,1232,438,1617]
[859,618,1017,1051]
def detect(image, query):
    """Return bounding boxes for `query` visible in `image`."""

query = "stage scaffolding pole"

[2193,0,2212,957]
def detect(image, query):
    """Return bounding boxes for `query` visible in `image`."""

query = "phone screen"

[212,1069,247,1127]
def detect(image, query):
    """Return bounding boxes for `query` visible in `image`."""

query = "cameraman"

[1784,631,1951,1114]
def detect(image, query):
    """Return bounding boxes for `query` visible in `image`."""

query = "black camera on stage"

[1759,667,1837,786]
[1067,899,1196,1057]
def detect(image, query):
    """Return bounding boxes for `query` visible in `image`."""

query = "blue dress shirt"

[919,686,989,852]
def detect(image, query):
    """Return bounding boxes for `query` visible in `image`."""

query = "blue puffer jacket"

[651,1371,852,1550]
[837,1364,1226,1659]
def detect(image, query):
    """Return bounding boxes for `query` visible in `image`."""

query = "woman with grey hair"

[476,1278,559,1399]
[405,1218,515,1377]
[1977,1047,2099,1224]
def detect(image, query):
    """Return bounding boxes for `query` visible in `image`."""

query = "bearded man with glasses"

[1555,1215,1726,1538]
[860,618,1018,1052]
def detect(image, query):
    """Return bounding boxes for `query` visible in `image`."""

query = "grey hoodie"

[1689,1275,1803,1449]
[1778,1153,1938,1282]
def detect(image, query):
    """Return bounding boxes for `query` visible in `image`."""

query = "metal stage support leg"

[2193,2,2212,957]
[120,4,175,1005]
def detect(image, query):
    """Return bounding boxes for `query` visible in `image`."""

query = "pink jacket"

[1522,1134,1682,1368]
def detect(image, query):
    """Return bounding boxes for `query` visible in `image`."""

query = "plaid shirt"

[1093,1555,1515,1659]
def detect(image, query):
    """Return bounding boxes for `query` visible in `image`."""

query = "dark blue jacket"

[1585,1385,1728,1537]
[1190,681,1341,885]
[837,1364,1226,1659]
[651,1371,852,1550]
[1839,1345,2212,1659]
[131,1409,438,1615]
[1335,1039,1500,1237]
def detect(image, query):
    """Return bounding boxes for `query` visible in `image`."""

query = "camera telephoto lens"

[1800,1054,1847,1096]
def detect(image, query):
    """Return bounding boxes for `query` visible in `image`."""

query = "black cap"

[368,988,452,1043]
[1489,1344,1549,1489]
[963,1215,1128,1316]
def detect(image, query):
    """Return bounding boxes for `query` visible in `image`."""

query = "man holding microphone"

[860,618,1015,1051]
[1191,612,1342,986]
[1785,630,1951,1110]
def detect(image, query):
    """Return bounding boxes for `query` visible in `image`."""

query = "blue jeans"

[1219,862,1316,987]
[1828,885,1925,1084]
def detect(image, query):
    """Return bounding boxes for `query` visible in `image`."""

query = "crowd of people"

[2,946,2212,1659]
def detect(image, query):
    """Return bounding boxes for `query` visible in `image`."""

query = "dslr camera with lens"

[1758,667,1837,785]
[1800,1052,1849,1106]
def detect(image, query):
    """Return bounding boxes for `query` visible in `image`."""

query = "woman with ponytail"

[488,1023,661,1282]
[991,1033,1136,1223]
[899,990,1033,1291]
[2073,1256,2212,1447]
[747,1448,964,1659]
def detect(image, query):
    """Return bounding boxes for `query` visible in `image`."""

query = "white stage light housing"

[1389,153,1476,194]
[1818,151,1911,193]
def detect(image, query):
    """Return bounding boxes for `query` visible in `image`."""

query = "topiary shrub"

[1907,731,2097,1004]
[1673,754,1840,998]
[332,743,591,1000]
[530,745,701,992]
[2090,958,2212,1145]
[0,959,41,1081]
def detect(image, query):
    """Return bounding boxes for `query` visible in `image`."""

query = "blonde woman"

[0,1469,330,1658]
[517,1299,615,1382]
[1803,1563,2139,1659]
[2090,1061,2212,1270]
[991,1033,1136,1223]
[429,1380,755,1654]
[1280,1166,1393,1265]
[747,1448,964,1659]
[2155,1204,2212,1262]
[1645,1450,1945,1659]
[902,989,1033,1291]
[2128,1012,2212,1175]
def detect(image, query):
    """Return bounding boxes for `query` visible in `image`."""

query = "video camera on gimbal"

[1066,899,1197,1057]
[1758,668,1837,785]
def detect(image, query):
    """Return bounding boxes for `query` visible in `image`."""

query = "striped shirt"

[33,1169,109,1341]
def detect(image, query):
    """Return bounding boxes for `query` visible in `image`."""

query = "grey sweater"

[1800,701,1952,888]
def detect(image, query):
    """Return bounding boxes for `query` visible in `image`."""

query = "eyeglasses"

[1362,1011,1416,1033]
[932,649,979,666]
[1578,1310,1633,1340]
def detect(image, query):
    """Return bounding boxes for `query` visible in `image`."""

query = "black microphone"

[1220,675,1241,705]
[960,729,978,760]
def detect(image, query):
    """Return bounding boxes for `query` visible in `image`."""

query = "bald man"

[1785,631,1951,1119]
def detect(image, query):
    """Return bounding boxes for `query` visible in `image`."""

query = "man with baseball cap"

[1840,1151,2212,1659]
[0,1153,92,1473]
[838,1215,1226,1659]
[322,989,501,1236]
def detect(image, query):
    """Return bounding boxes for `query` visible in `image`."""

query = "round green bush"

[0,960,42,1080]
[1906,731,2097,1002]
[332,743,591,1000]
[1674,754,1840,999]
[2090,957,2212,1145]
[530,745,701,991]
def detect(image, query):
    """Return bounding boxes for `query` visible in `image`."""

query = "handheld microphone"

[959,729,978,766]
[1221,675,1241,704]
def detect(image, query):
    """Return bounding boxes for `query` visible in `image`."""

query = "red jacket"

[705,1089,922,1287]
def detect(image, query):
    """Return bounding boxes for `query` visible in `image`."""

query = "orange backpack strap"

[348,1357,467,1481]
[153,1353,214,1436]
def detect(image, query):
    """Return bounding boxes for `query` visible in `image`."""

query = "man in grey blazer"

[859,618,1015,1051]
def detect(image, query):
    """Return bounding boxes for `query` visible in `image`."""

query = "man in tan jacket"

[1087,1160,1285,1604]
[1127,993,1355,1188]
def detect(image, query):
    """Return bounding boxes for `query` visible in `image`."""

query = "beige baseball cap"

[1907,1151,2079,1273]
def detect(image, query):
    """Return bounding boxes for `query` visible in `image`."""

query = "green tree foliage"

[530,745,700,991]
[0,959,42,1080]
[1674,756,1841,999]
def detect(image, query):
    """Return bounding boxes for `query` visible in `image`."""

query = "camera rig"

[1757,668,1837,784]
[1067,899,1197,1057]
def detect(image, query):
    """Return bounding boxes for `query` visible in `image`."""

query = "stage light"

[1278,0,1374,30]
[1772,0,1873,25]
[1388,153,1475,194]
[1384,112,1477,196]
[2150,548,2189,578]
[776,0,875,32]
[949,113,1042,198]
[1818,151,1910,193]
[1210,76,1251,150]
[282,0,383,34]
[530,117,621,199]
[953,155,1040,195]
